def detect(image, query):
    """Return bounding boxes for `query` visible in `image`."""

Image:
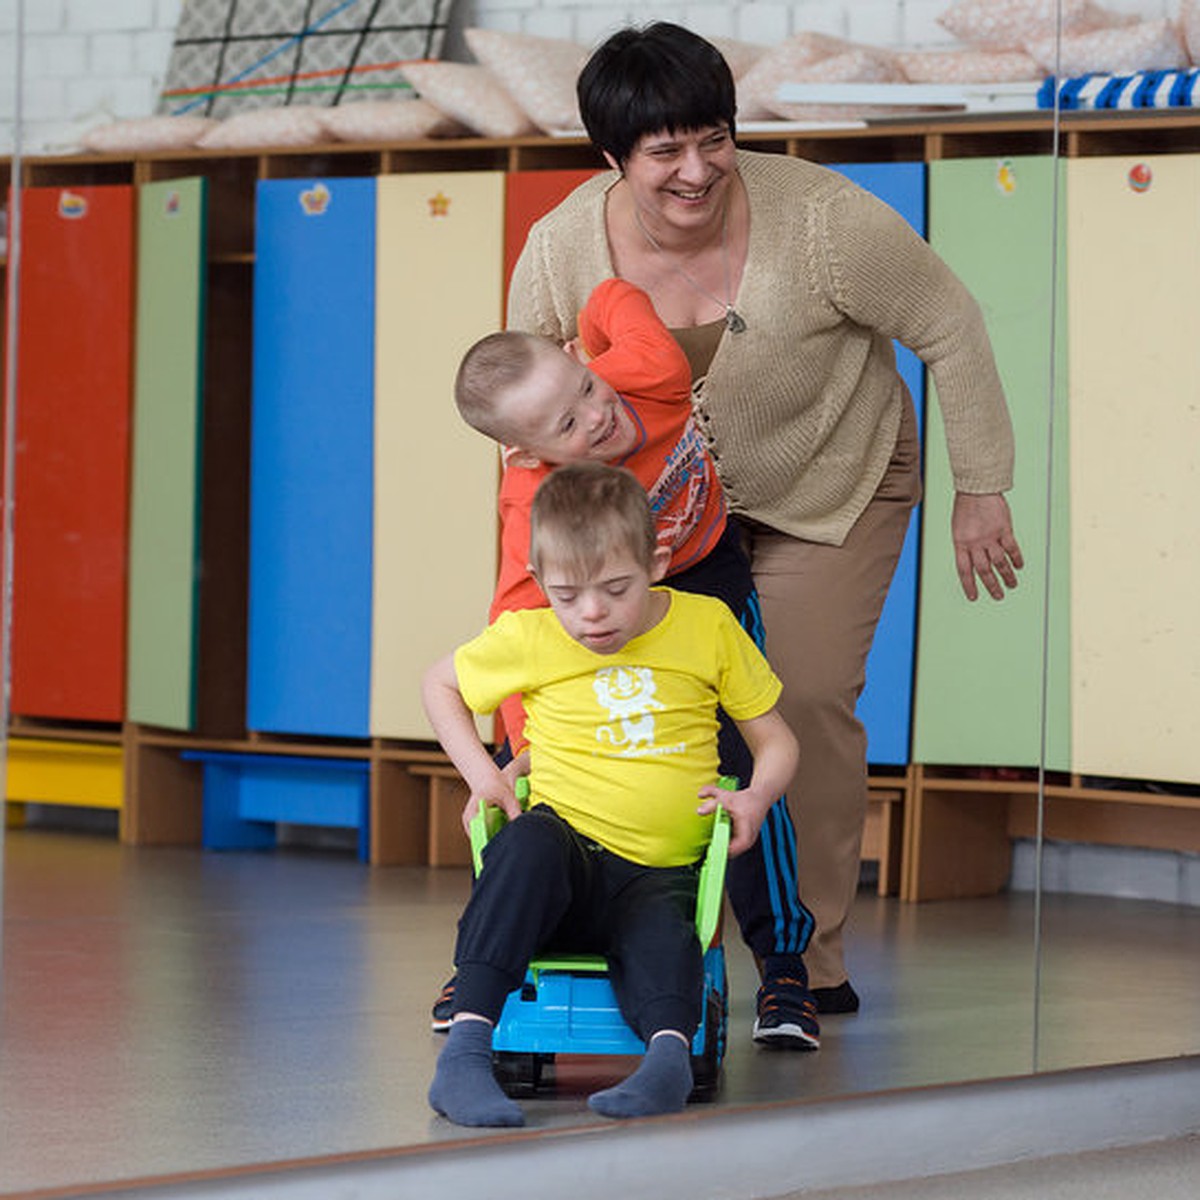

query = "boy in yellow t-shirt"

[422,463,799,1127]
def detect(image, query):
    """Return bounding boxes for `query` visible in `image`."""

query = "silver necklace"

[633,205,747,334]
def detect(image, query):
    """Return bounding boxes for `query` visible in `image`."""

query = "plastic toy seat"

[468,778,733,1099]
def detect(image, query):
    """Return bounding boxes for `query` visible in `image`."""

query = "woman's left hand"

[951,492,1024,601]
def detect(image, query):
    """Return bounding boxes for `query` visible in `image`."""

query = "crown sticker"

[300,183,331,216]
[58,190,88,219]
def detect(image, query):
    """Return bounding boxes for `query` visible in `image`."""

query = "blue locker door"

[829,161,926,766]
[249,179,375,737]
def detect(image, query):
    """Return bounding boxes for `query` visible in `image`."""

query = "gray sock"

[588,1033,693,1119]
[428,1019,525,1127]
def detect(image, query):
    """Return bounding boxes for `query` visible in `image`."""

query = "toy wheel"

[492,1051,552,1096]
[689,982,726,1102]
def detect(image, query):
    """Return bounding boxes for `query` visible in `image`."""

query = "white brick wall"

[442,0,1180,68]
[0,0,1186,153]
[1,0,180,154]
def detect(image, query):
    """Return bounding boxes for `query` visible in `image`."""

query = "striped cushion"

[1038,69,1200,109]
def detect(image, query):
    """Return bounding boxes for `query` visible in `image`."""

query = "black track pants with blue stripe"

[668,522,815,959]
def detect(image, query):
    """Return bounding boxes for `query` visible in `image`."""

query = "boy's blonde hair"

[530,463,657,581]
[454,329,553,443]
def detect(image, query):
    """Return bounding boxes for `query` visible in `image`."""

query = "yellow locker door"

[372,174,504,738]
[1067,154,1200,783]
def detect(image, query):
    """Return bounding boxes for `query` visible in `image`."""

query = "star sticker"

[428,190,451,217]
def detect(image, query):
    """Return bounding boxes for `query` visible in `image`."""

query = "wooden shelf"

[5,112,1200,888]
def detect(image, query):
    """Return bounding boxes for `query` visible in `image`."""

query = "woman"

[507,23,1023,1016]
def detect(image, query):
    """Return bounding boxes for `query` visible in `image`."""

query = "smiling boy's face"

[495,343,639,467]
[534,543,670,655]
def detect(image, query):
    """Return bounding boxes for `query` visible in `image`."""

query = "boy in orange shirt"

[443,278,818,1050]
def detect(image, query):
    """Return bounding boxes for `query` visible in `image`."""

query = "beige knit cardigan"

[507,149,1015,546]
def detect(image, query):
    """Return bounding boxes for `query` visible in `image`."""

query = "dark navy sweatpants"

[453,805,704,1040]
[668,522,816,960]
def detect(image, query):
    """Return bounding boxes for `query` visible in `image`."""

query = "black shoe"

[812,980,860,1015]
[752,956,820,1050]
[431,975,456,1032]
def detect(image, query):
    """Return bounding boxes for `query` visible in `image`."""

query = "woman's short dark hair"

[577,23,737,167]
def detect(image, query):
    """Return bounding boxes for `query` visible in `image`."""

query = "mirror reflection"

[2,1,1197,1194]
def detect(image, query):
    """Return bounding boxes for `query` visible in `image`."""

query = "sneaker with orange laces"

[752,955,820,1050]
[431,975,456,1033]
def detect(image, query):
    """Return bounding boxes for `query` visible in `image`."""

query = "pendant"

[725,306,747,334]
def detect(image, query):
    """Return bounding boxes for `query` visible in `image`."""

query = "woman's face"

[615,123,737,236]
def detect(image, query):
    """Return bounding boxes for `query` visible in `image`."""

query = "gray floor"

[2,824,1198,1197]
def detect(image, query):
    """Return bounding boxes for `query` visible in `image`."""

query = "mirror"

[2,3,1197,1194]
[1030,71,1200,1072]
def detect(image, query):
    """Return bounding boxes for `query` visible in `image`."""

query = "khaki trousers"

[738,393,922,989]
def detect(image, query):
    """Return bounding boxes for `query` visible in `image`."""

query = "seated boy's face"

[535,545,668,655]
[498,345,639,467]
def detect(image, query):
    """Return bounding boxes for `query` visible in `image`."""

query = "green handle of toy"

[469,774,532,876]
[695,775,736,949]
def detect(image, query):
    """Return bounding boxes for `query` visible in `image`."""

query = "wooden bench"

[864,780,908,897]
[181,750,371,861]
[405,763,473,867]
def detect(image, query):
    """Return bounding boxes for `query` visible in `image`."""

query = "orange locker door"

[12,185,134,721]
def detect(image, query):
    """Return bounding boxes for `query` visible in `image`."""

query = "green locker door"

[126,177,208,729]
[1067,155,1200,785]
[914,156,1071,770]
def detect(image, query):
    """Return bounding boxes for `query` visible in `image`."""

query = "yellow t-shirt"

[454,588,782,867]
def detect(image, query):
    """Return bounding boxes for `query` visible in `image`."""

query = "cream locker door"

[1067,155,1200,784]
[372,174,503,738]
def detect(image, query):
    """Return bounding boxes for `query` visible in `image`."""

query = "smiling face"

[497,341,639,466]
[535,544,670,655]
[614,123,737,241]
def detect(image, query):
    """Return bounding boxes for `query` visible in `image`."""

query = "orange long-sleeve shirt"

[491,278,727,749]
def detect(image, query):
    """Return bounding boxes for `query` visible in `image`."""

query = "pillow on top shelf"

[81,114,218,153]
[463,28,586,133]
[322,98,466,142]
[737,32,860,120]
[196,105,331,149]
[762,48,908,123]
[399,60,538,138]
[938,0,1135,51]
[1183,0,1200,66]
[709,36,770,83]
[896,48,1042,84]
[1024,19,1187,76]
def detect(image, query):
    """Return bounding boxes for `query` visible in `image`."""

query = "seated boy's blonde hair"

[455,329,549,443]
[530,462,657,581]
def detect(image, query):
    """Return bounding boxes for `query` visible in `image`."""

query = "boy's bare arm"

[421,653,524,829]
[697,708,800,857]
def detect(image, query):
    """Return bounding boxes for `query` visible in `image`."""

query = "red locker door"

[504,169,600,314]
[11,185,134,721]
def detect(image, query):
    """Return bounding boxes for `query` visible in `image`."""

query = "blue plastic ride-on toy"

[468,776,734,1101]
